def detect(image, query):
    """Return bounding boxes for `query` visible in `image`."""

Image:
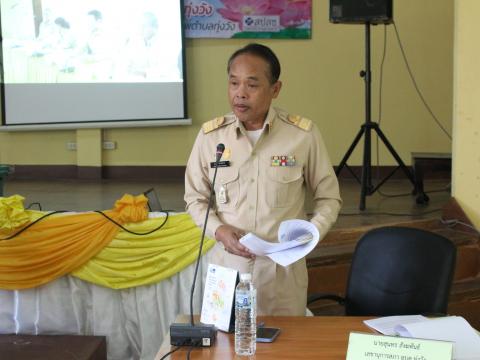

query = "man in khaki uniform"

[184,43,341,315]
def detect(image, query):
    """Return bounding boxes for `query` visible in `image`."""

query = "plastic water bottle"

[235,273,257,356]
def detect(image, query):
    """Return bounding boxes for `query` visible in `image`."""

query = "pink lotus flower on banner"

[278,0,311,27]
[217,0,311,30]
[218,0,283,24]
[270,0,312,27]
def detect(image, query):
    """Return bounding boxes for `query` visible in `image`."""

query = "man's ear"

[271,81,282,98]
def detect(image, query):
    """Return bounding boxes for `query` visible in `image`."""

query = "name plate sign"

[346,332,453,360]
[200,264,238,332]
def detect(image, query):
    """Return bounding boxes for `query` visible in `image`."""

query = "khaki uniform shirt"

[184,106,342,315]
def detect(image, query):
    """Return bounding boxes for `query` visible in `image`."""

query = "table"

[0,210,214,360]
[155,316,373,359]
[0,257,210,360]
[0,334,106,360]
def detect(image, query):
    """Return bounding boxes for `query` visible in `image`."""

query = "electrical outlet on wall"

[66,142,77,150]
[103,141,116,150]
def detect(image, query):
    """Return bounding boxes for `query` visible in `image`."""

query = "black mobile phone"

[256,327,281,343]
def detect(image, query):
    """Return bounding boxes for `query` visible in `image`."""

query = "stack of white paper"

[364,315,429,336]
[239,219,319,267]
[364,315,480,360]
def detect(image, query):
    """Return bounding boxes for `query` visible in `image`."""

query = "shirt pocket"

[209,167,240,209]
[266,166,303,208]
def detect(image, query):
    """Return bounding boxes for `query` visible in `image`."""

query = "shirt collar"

[265,106,276,131]
[234,106,276,137]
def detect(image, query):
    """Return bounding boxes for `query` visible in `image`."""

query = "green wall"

[0,0,453,167]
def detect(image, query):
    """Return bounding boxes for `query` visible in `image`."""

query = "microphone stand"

[169,144,224,348]
[189,148,222,326]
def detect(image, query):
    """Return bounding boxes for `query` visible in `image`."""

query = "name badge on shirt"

[210,161,230,168]
[271,155,296,167]
[211,148,232,168]
[217,185,227,204]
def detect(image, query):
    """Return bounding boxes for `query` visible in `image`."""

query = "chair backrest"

[344,226,456,316]
[143,188,163,212]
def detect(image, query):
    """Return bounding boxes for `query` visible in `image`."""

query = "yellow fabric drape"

[0,195,37,233]
[72,213,215,289]
[0,194,149,290]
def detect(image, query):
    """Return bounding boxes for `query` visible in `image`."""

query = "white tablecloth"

[0,255,210,360]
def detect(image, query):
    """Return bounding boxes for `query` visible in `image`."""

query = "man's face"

[228,54,281,129]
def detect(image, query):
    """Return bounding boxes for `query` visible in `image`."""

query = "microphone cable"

[0,210,69,241]
[157,346,180,360]
[93,210,170,236]
[1,209,171,241]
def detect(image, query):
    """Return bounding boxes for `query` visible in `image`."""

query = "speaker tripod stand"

[335,23,428,210]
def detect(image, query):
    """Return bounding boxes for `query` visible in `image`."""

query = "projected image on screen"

[2,0,182,83]
[0,0,186,126]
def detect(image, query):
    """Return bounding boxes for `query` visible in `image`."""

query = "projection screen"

[0,0,187,128]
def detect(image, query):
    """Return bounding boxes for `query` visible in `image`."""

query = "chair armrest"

[307,293,346,306]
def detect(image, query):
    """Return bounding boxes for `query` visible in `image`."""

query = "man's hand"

[215,225,255,259]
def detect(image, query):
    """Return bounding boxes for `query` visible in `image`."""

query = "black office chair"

[308,226,457,316]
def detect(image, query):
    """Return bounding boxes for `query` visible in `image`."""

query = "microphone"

[216,143,225,162]
[169,143,225,348]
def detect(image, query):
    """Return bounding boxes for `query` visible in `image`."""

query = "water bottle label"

[236,294,251,308]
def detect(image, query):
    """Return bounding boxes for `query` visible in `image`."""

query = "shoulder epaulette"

[287,114,313,132]
[202,116,226,134]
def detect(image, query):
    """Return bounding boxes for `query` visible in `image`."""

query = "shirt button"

[250,178,255,183]
[249,205,254,210]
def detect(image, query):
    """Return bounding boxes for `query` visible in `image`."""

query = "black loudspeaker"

[330,0,393,24]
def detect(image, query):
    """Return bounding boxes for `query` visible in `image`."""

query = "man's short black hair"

[227,43,281,84]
